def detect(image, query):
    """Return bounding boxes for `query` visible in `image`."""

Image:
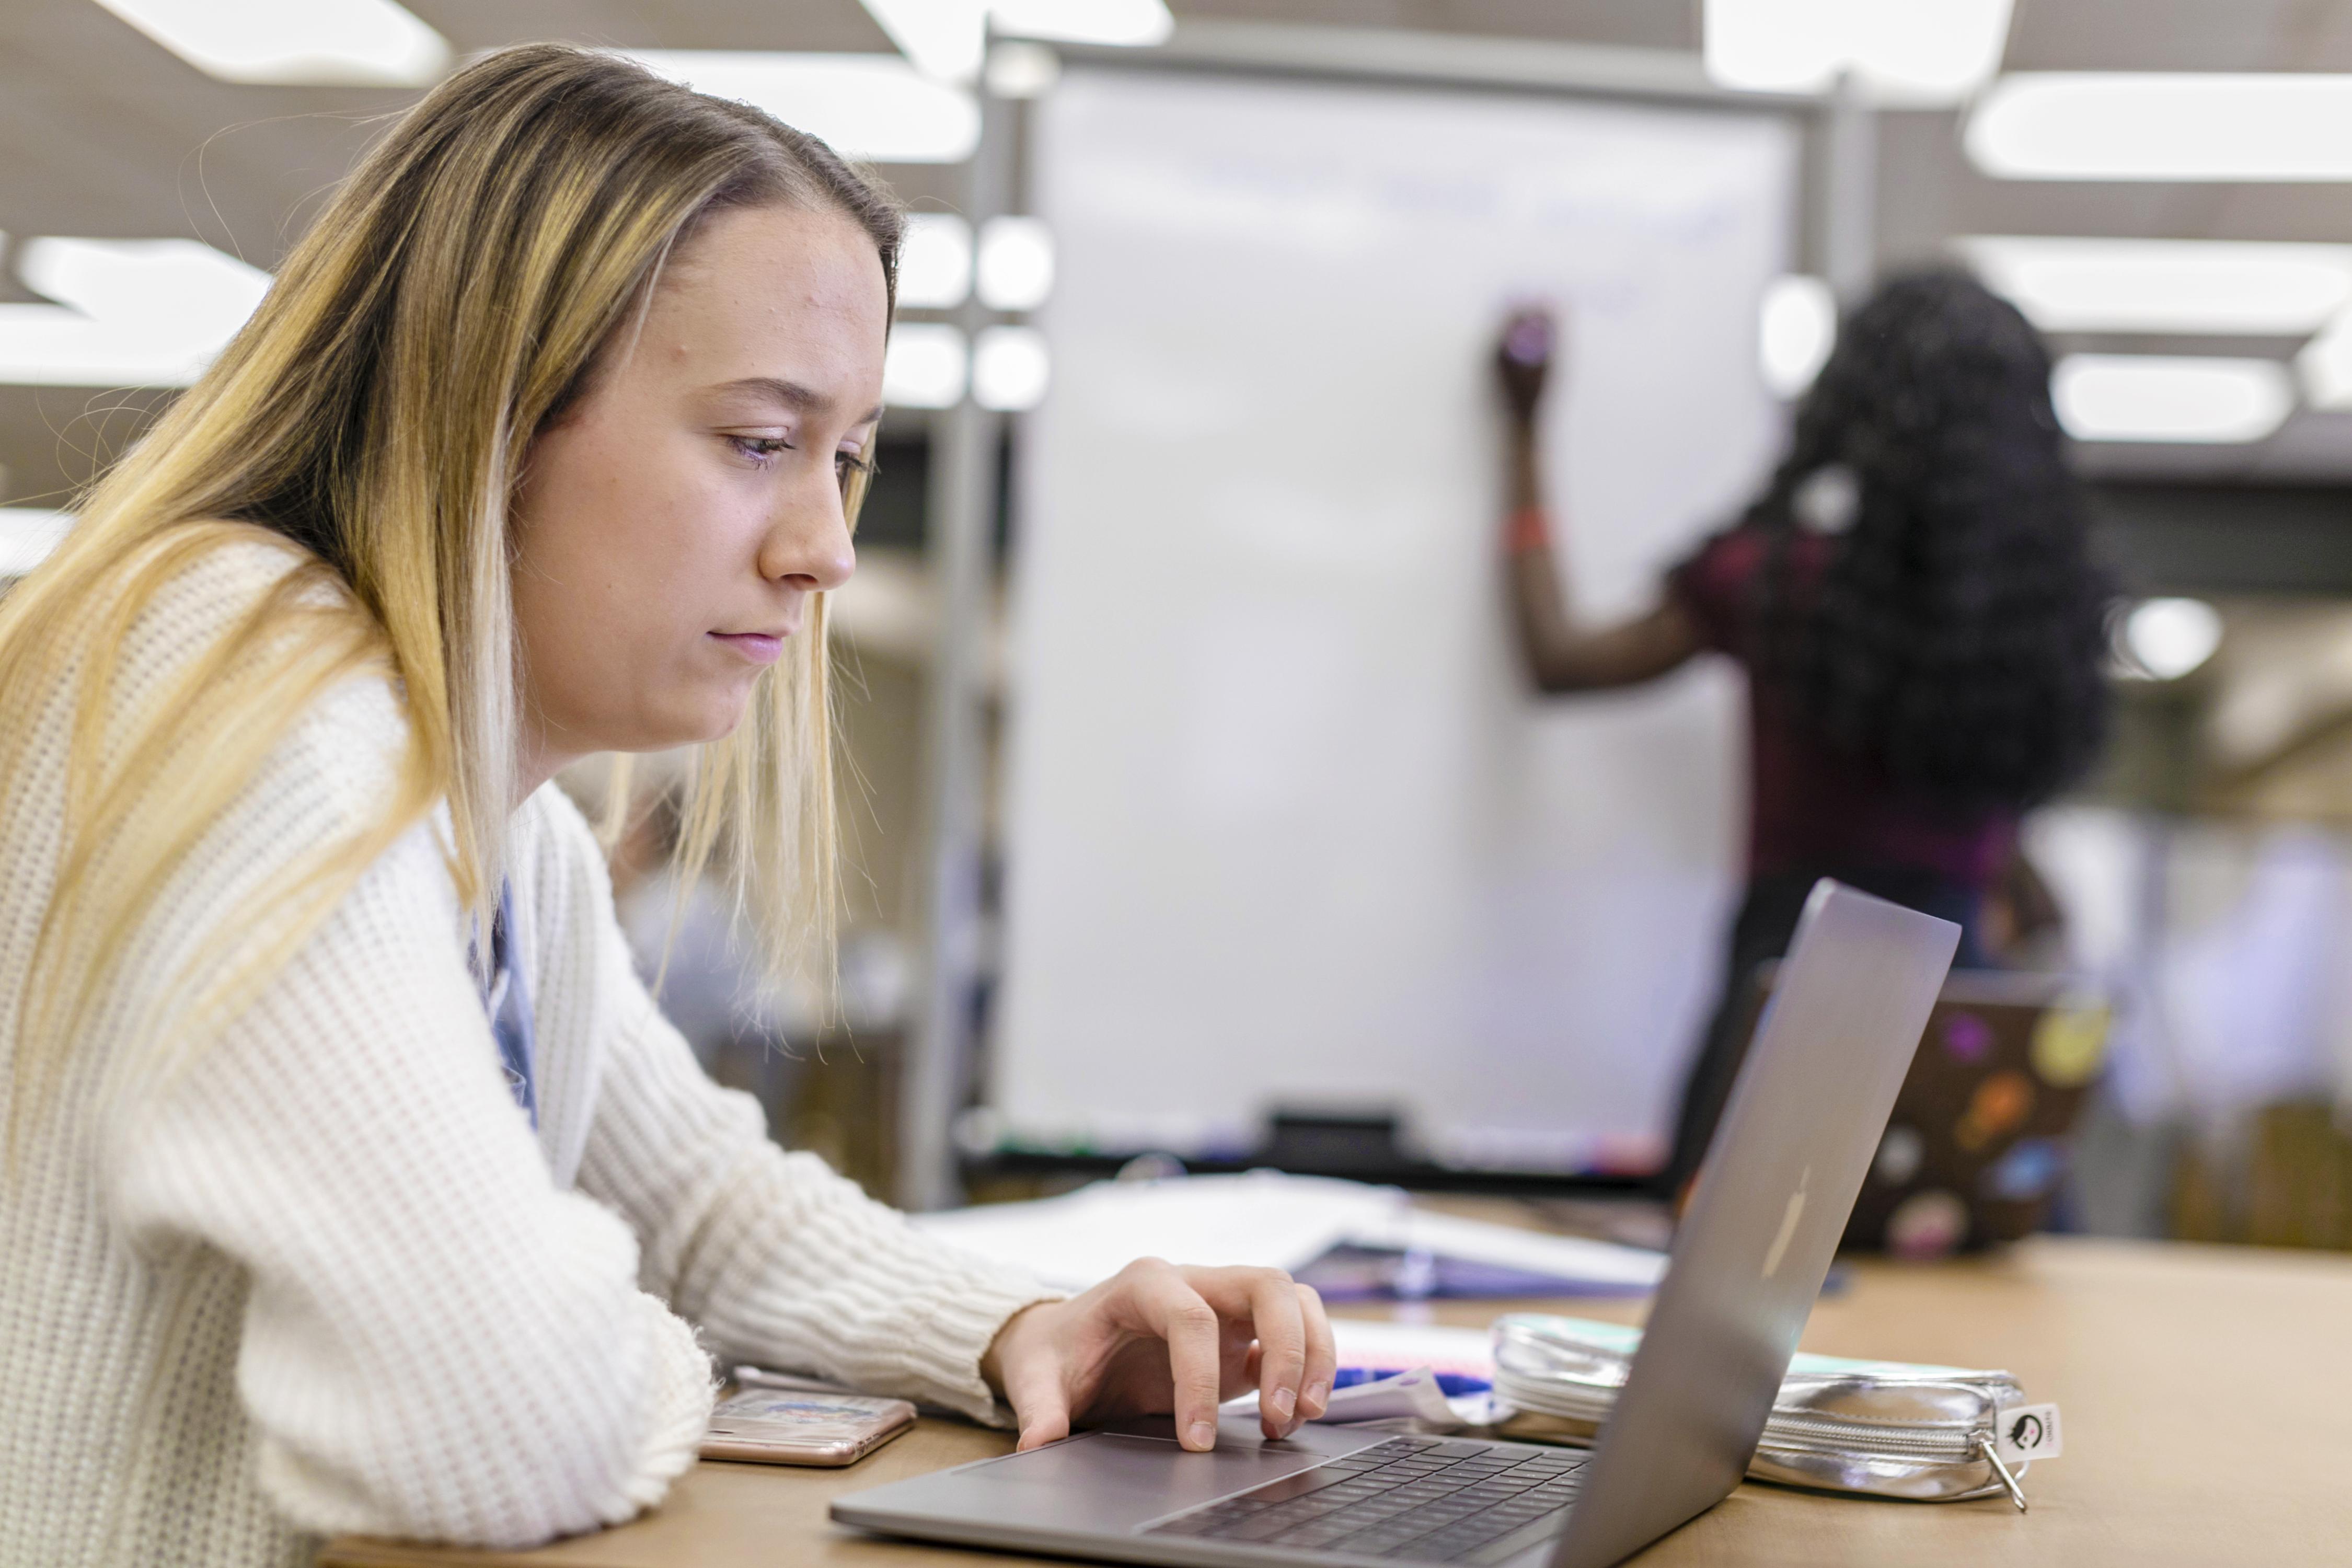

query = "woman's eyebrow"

[712,376,884,426]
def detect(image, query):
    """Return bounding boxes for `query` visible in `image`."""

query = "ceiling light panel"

[2122,598,2222,681]
[0,509,72,579]
[858,0,1170,82]
[973,325,1049,410]
[89,0,448,87]
[1970,74,2352,181]
[1704,0,2014,106]
[19,236,268,327]
[898,214,973,309]
[0,237,270,386]
[2298,312,2352,409]
[990,0,1172,50]
[622,53,979,163]
[1961,236,2352,335]
[1758,274,1836,398]
[985,40,1063,99]
[2051,354,2293,445]
[859,0,986,82]
[977,217,1053,312]
[884,322,969,408]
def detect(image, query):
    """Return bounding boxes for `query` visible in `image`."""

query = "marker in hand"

[1495,306,1559,425]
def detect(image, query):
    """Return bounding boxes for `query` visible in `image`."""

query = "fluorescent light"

[898,214,972,309]
[985,40,1063,99]
[884,322,969,408]
[1970,74,2352,181]
[990,0,1172,49]
[977,216,1053,311]
[19,237,268,328]
[0,509,72,577]
[859,0,986,82]
[858,0,1168,82]
[1961,236,2352,335]
[89,0,446,87]
[973,325,1049,410]
[2051,355,2293,445]
[2121,598,2221,681]
[2299,310,2352,409]
[0,237,270,387]
[1704,0,2014,106]
[1759,274,1836,398]
[895,212,1048,315]
[622,53,978,163]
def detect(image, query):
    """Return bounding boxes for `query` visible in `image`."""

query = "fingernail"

[1185,1421,1217,1451]
[1270,1387,1297,1419]
[1305,1380,1331,1415]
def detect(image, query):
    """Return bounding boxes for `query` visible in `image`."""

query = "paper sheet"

[914,1171,1396,1290]
[913,1172,1666,1296]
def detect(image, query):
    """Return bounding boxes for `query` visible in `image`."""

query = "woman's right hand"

[983,1259,1335,1452]
[1495,307,1559,426]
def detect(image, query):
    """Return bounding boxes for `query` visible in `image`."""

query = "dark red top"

[1667,526,2015,892]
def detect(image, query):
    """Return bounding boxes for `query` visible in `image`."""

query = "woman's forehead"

[639,205,889,401]
[663,204,886,319]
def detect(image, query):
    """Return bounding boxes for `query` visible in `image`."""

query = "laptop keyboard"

[1144,1436,1586,1563]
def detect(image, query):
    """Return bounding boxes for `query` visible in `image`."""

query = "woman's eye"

[728,434,791,465]
[836,449,874,481]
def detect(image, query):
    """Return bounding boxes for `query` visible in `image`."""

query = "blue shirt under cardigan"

[467,880,539,1128]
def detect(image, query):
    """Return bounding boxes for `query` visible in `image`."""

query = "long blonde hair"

[0,45,900,1127]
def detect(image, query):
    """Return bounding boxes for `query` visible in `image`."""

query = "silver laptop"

[834,880,1958,1568]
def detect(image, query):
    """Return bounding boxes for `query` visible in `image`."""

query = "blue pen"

[1331,1366,1492,1397]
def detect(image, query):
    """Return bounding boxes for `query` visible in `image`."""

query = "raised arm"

[1497,308,1704,694]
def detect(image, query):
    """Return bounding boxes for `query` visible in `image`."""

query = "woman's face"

[510,202,883,782]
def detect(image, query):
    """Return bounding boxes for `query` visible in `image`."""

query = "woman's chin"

[684,694,754,747]
[610,698,751,756]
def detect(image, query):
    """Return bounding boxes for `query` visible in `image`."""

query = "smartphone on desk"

[700,1389,916,1467]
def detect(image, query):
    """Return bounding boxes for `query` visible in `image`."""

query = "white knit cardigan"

[0,542,1056,1566]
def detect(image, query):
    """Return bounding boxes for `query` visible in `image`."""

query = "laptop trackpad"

[872,1427,1330,1535]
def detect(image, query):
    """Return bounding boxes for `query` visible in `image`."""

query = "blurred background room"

[13,0,2352,1260]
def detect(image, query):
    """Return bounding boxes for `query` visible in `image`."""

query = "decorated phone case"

[699,1389,917,1467]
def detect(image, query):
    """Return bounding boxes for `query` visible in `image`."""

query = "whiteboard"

[994,68,1797,1174]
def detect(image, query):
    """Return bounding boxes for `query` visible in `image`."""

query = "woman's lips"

[710,630,786,665]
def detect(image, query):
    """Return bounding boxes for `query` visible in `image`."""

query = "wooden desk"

[322,1237,2352,1567]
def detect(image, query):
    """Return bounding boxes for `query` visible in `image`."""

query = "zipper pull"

[1976,1435,2028,1512]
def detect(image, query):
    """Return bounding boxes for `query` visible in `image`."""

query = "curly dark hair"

[1743,269,2114,810]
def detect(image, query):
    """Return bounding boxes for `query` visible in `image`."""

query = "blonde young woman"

[0,45,1333,1567]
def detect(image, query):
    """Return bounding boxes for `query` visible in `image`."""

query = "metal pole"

[1823,68,1877,304]
[898,67,1012,1212]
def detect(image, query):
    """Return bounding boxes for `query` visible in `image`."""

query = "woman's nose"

[759,488,857,593]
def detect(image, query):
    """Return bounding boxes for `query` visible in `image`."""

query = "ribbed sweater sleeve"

[101,677,716,1550]
[533,794,1062,1425]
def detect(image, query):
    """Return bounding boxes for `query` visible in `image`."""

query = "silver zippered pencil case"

[1488,1313,2056,1505]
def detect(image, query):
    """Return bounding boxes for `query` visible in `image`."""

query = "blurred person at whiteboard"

[1495,271,2113,1191]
